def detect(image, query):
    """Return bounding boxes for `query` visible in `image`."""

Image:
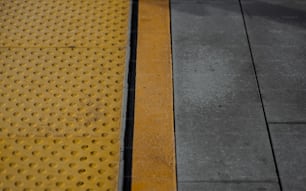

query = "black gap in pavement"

[169,0,179,189]
[123,0,138,190]
[238,0,283,190]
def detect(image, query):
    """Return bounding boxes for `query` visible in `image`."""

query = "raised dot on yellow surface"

[0,0,130,190]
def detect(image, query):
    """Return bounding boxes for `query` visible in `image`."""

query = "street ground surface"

[172,0,306,190]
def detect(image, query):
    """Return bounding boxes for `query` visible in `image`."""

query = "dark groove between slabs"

[123,0,138,191]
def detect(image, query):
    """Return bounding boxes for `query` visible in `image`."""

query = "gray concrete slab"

[270,124,306,191]
[179,182,280,191]
[171,0,278,186]
[242,0,306,122]
[176,128,277,181]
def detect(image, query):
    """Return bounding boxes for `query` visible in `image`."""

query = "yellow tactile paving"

[0,0,130,190]
[0,138,119,190]
[132,0,177,190]
[0,0,129,48]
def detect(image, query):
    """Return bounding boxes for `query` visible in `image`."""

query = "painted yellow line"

[132,0,177,190]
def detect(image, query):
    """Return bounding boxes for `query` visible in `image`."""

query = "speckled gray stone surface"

[270,125,306,191]
[171,0,279,189]
[243,0,306,122]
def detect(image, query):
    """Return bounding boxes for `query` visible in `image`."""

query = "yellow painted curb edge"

[132,0,177,190]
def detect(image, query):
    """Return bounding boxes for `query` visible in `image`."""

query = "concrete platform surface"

[171,0,306,191]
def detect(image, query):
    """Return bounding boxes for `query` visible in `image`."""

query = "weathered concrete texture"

[270,125,306,191]
[171,0,278,189]
[179,182,280,191]
[242,0,306,122]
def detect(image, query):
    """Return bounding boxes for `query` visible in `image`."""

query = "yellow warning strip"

[132,0,177,190]
[0,0,130,190]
